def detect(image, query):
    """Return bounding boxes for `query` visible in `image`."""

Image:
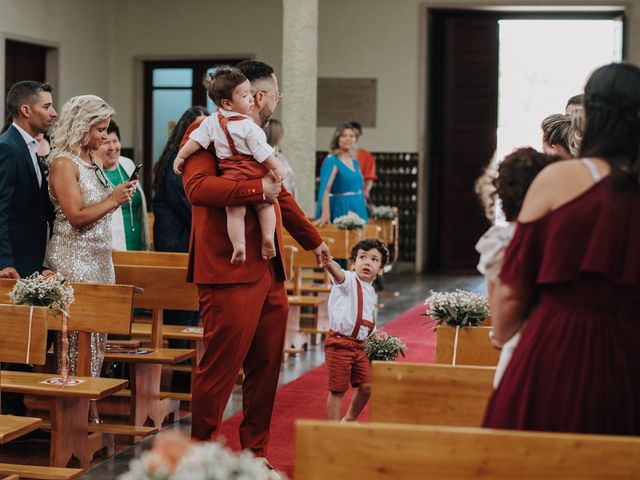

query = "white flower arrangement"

[364,330,406,361]
[368,205,398,220]
[333,214,365,231]
[120,432,282,480]
[425,289,489,327]
[9,272,74,313]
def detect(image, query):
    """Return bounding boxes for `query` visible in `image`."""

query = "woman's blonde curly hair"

[49,95,114,161]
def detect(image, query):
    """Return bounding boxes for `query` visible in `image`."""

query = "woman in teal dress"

[315,123,368,226]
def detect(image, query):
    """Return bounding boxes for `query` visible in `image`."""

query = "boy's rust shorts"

[324,331,371,393]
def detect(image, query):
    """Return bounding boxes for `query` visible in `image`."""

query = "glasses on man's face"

[259,90,283,104]
[93,163,111,189]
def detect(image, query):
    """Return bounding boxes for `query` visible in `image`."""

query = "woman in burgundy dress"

[483,62,640,435]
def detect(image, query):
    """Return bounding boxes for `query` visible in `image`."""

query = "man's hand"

[0,267,19,279]
[261,173,282,204]
[312,241,331,268]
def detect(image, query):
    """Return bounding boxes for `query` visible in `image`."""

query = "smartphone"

[129,164,143,181]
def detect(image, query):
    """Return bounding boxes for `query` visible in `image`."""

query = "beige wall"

[0,0,112,121]
[109,0,282,150]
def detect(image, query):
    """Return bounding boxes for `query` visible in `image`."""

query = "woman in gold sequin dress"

[45,95,137,420]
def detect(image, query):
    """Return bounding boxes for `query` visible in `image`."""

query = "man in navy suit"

[0,81,56,280]
[0,81,56,416]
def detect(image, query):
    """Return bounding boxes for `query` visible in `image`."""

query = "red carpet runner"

[219,301,435,477]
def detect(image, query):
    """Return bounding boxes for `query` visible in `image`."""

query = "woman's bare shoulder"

[518,160,595,223]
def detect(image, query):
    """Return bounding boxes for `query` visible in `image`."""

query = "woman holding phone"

[97,120,150,250]
[45,95,136,421]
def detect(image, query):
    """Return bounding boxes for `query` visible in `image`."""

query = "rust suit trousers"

[191,260,288,456]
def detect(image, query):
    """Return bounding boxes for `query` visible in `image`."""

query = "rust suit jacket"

[181,119,322,285]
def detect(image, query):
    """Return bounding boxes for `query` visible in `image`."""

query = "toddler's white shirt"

[189,108,274,162]
[328,270,377,341]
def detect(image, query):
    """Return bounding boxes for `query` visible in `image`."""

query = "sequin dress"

[45,152,115,377]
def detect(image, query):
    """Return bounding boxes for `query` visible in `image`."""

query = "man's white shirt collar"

[12,123,39,154]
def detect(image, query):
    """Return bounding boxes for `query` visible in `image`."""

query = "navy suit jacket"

[0,125,53,276]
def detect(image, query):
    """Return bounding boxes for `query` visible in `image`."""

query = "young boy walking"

[324,238,389,421]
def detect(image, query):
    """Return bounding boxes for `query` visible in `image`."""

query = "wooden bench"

[295,420,640,479]
[435,325,499,366]
[0,280,161,463]
[370,362,495,426]
[0,464,82,479]
[1,371,127,469]
[113,249,188,268]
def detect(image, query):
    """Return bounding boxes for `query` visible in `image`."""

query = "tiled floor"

[4,269,484,479]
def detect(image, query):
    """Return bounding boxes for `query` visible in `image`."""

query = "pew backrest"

[370,362,494,426]
[0,304,48,365]
[112,250,188,268]
[435,325,499,366]
[295,421,640,480]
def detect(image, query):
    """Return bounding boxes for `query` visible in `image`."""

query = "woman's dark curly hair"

[493,147,558,221]
[152,105,209,199]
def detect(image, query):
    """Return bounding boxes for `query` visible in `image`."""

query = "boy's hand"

[312,242,331,268]
[271,165,287,182]
[173,156,186,175]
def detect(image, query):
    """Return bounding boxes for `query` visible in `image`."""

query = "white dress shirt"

[328,270,377,341]
[12,123,42,186]
[189,108,274,163]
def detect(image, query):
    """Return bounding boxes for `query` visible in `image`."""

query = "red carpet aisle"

[219,302,435,477]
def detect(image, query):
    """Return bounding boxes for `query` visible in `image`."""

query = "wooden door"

[4,40,48,120]
[427,11,498,273]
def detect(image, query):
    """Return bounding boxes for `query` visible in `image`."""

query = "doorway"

[426,9,624,273]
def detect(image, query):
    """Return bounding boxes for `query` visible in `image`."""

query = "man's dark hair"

[6,81,53,117]
[349,238,389,267]
[565,94,584,109]
[236,60,274,83]
[348,121,363,135]
[107,119,121,139]
[204,66,248,107]
[493,147,557,222]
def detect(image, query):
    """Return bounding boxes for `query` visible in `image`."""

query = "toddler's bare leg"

[226,205,247,264]
[254,203,277,260]
[326,391,345,421]
[342,383,371,421]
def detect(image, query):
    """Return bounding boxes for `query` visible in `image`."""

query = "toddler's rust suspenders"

[349,280,375,339]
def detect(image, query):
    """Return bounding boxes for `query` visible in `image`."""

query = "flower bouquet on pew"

[364,330,406,361]
[368,204,398,220]
[9,272,74,382]
[424,289,489,329]
[333,213,366,231]
[120,430,283,480]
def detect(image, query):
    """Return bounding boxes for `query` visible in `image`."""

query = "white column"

[281,0,318,215]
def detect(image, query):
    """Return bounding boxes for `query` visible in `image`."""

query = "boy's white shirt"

[189,108,274,163]
[328,269,377,341]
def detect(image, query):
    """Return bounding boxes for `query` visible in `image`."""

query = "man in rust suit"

[182,60,330,461]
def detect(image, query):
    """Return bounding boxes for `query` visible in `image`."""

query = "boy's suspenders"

[217,111,250,160]
[349,280,375,339]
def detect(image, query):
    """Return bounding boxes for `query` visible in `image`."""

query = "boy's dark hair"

[6,81,53,117]
[493,147,557,221]
[205,66,248,107]
[107,119,120,139]
[236,60,274,83]
[541,113,572,153]
[349,238,389,267]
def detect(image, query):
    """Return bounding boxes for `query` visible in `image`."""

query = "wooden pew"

[370,362,494,426]
[435,325,499,366]
[0,280,154,467]
[295,421,640,479]
[113,249,188,268]
[0,464,82,480]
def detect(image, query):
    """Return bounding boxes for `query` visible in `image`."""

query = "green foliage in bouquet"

[9,272,74,312]
[333,214,365,231]
[364,331,406,361]
[368,205,398,220]
[425,289,489,327]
